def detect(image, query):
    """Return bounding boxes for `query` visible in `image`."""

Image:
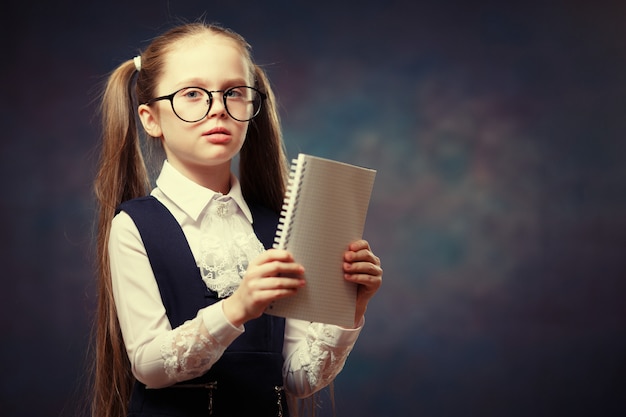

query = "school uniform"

[109,161,363,416]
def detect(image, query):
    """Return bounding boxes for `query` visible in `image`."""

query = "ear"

[138,104,163,138]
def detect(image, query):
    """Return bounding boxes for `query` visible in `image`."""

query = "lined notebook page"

[267,154,376,327]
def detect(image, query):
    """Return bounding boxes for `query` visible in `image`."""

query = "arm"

[282,239,383,396]
[109,212,243,388]
[282,319,363,398]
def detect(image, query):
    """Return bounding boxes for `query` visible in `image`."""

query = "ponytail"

[239,64,288,213]
[92,59,148,417]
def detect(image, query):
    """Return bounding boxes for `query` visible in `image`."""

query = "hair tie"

[133,55,142,72]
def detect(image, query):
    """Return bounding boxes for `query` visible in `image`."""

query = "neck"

[169,160,232,194]
[201,167,231,194]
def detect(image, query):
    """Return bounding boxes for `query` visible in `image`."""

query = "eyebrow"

[174,77,250,89]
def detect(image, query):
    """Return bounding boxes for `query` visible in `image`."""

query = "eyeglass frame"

[143,85,267,123]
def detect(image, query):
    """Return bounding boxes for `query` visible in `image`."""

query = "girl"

[93,21,382,417]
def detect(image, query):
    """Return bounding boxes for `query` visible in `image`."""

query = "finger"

[255,276,306,291]
[246,277,306,307]
[348,239,371,252]
[252,260,305,279]
[252,286,303,305]
[252,249,295,265]
[344,270,382,291]
[345,249,380,266]
[344,261,383,277]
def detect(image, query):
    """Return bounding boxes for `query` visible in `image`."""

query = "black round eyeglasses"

[144,86,266,122]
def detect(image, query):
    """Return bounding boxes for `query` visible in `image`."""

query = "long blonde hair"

[92,21,288,417]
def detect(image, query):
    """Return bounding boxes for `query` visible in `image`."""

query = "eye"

[224,87,246,100]
[177,88,207,101]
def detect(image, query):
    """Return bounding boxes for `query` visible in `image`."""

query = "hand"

[343,239,383,327]
[223,249,305,327]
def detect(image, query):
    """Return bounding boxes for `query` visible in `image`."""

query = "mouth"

[203,127,231,136]
[202,127,232,143]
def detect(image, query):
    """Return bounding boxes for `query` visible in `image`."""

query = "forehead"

[159,34,251,91]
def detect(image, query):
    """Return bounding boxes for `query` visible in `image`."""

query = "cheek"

[160,113,193,137]
[235,122,250,144]
[152,106,187,139]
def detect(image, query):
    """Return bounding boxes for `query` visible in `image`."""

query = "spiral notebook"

[266,153,377,327]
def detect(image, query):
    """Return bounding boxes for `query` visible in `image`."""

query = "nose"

[207,92,227,119]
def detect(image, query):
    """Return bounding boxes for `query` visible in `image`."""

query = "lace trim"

[297,323,352,389]
[161,317,224,382]
[198,197,265,298]
[199,231,265,298]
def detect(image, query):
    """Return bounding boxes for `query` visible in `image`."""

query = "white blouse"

[109,161,362,397]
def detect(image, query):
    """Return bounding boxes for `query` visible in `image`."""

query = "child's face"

[140,34,252,180]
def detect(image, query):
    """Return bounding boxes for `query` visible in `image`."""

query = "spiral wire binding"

[273,156,307,250]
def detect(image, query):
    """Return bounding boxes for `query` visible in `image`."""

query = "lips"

[203,127,232,143]
[203,127,231,136]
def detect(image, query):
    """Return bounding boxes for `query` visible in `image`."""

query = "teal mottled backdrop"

[2,1,625,416]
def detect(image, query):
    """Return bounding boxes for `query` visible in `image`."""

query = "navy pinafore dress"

[117,196,289,417]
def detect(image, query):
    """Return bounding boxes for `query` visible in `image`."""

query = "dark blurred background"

[2,0,625,416]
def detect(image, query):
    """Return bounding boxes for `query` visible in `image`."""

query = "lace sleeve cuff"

[159,302,244,385]
[283,320,364,397]
[317,317,365,346]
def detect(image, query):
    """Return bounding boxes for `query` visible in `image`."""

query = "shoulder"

[116,196,160,215]
[110,210,142,250]
[112,196,162,241]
